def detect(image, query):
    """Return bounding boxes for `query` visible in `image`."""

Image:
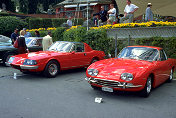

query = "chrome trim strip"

[89,78,143,88]
[20,65,38,69]
[63,65,87,69]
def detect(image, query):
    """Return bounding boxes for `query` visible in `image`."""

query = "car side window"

[160,50,167,61]
[73,43,84,52]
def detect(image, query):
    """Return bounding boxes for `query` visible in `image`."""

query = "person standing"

[93,15,99,26]
[67,16,73,28]
[35,30,40,37]
[42,31,53,51]
[11,28,19,44]
[17,30,29,54]
[145,3,153,22]
[120,0,139,23]
[23,28,32,38]
[107,4,116,24]
[93,6,108,26]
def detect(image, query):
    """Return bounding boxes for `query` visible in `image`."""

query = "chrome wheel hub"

[48,64,58,76]
[170,69,173,80]
[147,78,151,93]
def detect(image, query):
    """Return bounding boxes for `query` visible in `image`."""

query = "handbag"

[13,38,18,48]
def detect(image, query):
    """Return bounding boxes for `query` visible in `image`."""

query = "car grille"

[93,78,121,88]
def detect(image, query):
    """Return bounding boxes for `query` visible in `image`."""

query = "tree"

[19,0,28,13]
[28,0,38,14]
[0,0,15,12]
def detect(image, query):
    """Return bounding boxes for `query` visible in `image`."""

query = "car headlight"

[23,59,37,65]
[88,69,99,76]
[121,73,133,81]
[8,57,15,63]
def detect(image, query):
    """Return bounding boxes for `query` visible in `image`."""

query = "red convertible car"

[7,41,105,77]
[85,46,176,97]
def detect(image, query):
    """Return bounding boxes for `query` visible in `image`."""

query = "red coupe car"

[7,41,105,77]
[85,46,176,97]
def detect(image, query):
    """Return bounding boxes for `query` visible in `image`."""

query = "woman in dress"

[17,30,29,54]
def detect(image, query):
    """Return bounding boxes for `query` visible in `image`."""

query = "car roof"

[127,45,162,50]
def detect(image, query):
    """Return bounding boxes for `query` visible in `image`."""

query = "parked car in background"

[7,41,105,78]
[0,35,11,42]
[0,37,43,66]
[85,46,176,97]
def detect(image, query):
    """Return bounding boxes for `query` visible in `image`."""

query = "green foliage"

[63,27,176,58]
[135,37,176,58]
[0,0,15,12]
[42,18,53,28]
[29,30,47,37]
[28,18,43,29]
[72,19,84,26]
[0,12,10,16]
[63,27,87,42]
[63,27,115,56]
[28,18,84,29]
[0,16,27,36]
[52,18,67,27]
[52,27,66,42]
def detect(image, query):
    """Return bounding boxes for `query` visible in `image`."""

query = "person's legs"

[128,14,134,23]
[120,14,130,23]
[98,20,102,26]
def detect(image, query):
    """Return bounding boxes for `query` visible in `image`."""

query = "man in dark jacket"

[93,6,107,26]
[11,28,19,44]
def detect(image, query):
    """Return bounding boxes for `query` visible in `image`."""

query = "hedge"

[0,16,27,36]
[62,27,176,58]
[0,12,10,17]
[28,18,84,29]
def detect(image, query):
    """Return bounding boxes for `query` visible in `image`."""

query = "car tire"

[167,68,174,83]
[91,58,98,64]
[140,76,152,98]
[3,53,15,66]
[43,60,60,78]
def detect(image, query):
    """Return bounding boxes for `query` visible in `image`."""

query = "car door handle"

[84,53,87,56]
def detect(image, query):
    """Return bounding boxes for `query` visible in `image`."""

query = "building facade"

[54,0,117,19]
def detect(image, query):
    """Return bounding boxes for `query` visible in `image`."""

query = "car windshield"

[48,42,73,52]
[117,47,159,61]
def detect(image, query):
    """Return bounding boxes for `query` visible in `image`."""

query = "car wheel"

[3,53,14,66]
[167,68,174,83]
[91,58,98,64]
[140,76,152,98]
[44,60,60,78]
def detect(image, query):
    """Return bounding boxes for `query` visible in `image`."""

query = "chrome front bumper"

[20,65,38,69]
[5,62,38,69]
[85,77,143,89]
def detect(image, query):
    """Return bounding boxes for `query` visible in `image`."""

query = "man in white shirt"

[67,16,72,27]
[107,4,116,24]
[42,31,53,51]
[120,0,139,23]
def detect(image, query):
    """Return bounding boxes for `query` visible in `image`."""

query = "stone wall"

[107,26,176,39]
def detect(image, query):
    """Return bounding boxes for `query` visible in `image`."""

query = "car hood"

[14,51,66,60]
[90,58,152,80]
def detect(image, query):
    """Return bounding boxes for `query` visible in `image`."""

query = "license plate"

[102,87,113,92]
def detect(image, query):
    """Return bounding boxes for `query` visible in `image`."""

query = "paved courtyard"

[0,65,176,118]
